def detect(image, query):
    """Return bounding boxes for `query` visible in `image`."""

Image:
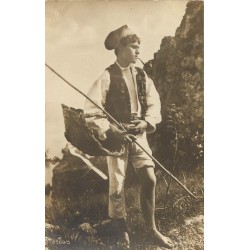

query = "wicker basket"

[61,104,124,156]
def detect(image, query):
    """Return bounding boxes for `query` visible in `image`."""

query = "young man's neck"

[116,58,131,68]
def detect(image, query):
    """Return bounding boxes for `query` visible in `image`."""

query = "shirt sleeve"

[84,70,111,139]
[144,72,162,133]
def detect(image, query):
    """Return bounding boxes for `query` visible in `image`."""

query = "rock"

[52,150,109,200]
[93,219,113,237]
[145,1,204,169]
[45,222,60,231]
[45,156,58,187]
[79,223,97,235]
[45,236,52,247]
[184,214,204,226]
[49,147,109,227]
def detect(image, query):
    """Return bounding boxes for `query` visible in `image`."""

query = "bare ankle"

[146,226,157,233]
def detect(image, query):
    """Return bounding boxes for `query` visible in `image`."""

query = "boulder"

[52,149,109,201]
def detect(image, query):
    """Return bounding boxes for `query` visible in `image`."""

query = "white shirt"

[84,62,162,137]
[115,61,140,114]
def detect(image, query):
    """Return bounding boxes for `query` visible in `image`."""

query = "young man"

[84,25,174,249]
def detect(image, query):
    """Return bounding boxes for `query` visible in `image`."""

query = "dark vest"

[105,63,147,123]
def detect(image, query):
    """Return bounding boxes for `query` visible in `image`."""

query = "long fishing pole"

[45,63,197,199]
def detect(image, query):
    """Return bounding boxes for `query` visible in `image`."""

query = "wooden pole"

[45,63,197,199]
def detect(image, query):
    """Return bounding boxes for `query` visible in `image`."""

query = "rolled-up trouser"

[107,131,155,219]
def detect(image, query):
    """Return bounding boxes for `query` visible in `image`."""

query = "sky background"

[46,0,188,158]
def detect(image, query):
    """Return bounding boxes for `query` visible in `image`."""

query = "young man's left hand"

[130,120,148,134]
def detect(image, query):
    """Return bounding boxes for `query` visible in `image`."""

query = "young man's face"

[117,42,140,64]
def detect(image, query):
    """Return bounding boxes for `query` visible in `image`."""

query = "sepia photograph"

[45,0,204,249]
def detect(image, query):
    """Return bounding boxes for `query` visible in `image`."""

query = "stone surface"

[145,1,204,168]
[79,222,97,235]
[52,149,109,201]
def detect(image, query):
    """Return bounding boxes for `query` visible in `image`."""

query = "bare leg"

[137,167,174,249]
[137,166,157,229]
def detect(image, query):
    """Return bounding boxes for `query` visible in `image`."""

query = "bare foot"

[117,232,130,249]
[150,229,174,249]
[111,219,130,249]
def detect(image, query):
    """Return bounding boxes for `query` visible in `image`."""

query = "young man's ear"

[115,44,124,56]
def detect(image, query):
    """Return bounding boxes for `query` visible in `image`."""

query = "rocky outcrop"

[52,148,109,201]
[145,1,204,169]
[49,147,109,227]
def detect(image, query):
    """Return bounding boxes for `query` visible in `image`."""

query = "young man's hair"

[114,34,141,55]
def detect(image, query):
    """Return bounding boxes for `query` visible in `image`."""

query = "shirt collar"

[115,61,131,70]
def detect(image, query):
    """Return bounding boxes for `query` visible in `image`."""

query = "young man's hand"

[129,119,148,134]
[107,124,137,144]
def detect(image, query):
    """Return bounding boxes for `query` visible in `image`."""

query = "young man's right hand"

[107,124,137,144]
